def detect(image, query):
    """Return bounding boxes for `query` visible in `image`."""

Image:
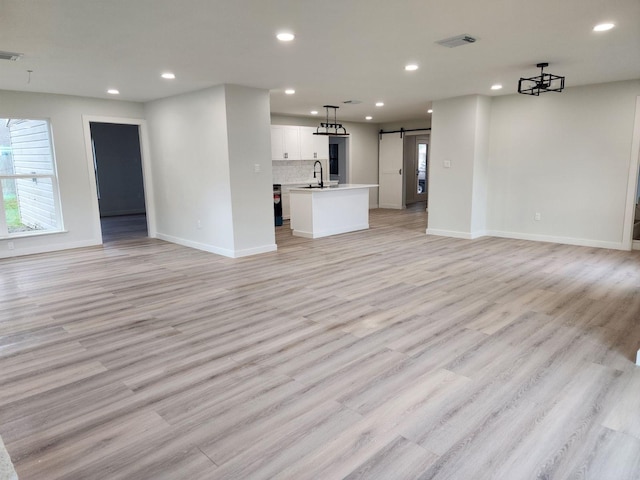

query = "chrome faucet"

[313,160,324,188]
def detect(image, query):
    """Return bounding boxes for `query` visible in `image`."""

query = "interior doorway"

[329,136,348,184]
[89,122,148,242]
[404,134,429,206]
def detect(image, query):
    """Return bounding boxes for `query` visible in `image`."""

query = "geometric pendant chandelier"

[518,62,565,96]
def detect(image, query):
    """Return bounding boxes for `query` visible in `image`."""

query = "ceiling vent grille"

[0,51,23,61]
[436,34,477,48]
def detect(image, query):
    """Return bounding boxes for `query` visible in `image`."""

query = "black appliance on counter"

[273,184,283,226]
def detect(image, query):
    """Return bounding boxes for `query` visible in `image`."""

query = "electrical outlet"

[7,241,14,250]
[534,212,541,221]
[254,163,261,173]
[443,160,451,168]
[197,220,202,229]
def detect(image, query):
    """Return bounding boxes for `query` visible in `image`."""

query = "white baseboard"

[0,239,100,258]
[487,230,625,250]
[424,228,625,250]
[156,232,276,258]
[379,204,404,209]
[233,244,278,257]
[426,228,485,240]
[293,223,369,239]
[633,240,640,251]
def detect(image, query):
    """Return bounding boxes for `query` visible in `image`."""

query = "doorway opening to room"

[89,122,148,242]
[404,134,429,209]
[329,136,348,184]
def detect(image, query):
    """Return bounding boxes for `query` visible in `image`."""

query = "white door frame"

[404,133,430,205]
[82,115,156,242]
[330,135,350,184]
[622,96,640,250]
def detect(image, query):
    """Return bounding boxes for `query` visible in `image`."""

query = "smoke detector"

[0,51,24,61]
[436,34,477,48]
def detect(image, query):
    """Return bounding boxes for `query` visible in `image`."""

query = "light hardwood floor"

[1,205,640,479]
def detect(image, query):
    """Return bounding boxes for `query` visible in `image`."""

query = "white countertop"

[289,184,378,192]
[278,180,338,186]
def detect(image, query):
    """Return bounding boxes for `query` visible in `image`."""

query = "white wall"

[0,90,144,258]
[636,158,640,205]
[145,85,234,254]
[271,115,380,207]
[470,96,491,235]
[224,84,276,255]
[427,95,482,237]
[145,84,276,258]
[379,119,431,132]
[487,80,640,248]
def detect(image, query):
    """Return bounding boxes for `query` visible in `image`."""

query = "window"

[0,118,63,237]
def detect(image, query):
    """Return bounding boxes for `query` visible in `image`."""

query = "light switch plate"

[254,163,261,173]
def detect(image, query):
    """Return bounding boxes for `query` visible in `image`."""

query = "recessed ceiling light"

[365,116,373,120]
[310,110,318,115]
[427,109,433,113]
[405,64,419,71]
[593,23,615,32]
[491,84,503,90]
[375,102,384,107]
[277,32,295,42]
[107,89,119,95]
[285,89,295,95]
[161,72,176,79]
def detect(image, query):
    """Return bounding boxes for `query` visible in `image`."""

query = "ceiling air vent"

[436,34,477,48]
[0,51,23,61]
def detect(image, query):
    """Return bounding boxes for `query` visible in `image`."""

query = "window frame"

[0,117,64,239]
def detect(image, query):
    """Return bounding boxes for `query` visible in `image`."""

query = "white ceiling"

[0,0,638,123]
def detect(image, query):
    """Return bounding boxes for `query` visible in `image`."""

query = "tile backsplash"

[272,159,329,185]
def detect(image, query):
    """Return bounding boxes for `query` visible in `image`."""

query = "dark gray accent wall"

[90,123,145,217]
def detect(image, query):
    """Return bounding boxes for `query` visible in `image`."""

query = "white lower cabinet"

[282,190,291,220]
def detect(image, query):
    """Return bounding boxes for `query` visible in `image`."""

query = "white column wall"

[145,86,236,255]
[470,96,491,236]
[145,84,276,258]
[224,85,276,256]
[427,95,485,238]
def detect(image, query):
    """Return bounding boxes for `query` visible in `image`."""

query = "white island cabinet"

[289,184,378,238]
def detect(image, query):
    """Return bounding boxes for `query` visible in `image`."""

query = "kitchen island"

[289,184,378,238]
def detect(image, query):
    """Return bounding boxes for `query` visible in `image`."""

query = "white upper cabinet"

[272,125,328,160]
[299,126,329,160]
[271,125,286,160]
[283,127,301,160]
[271,125,301,160]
